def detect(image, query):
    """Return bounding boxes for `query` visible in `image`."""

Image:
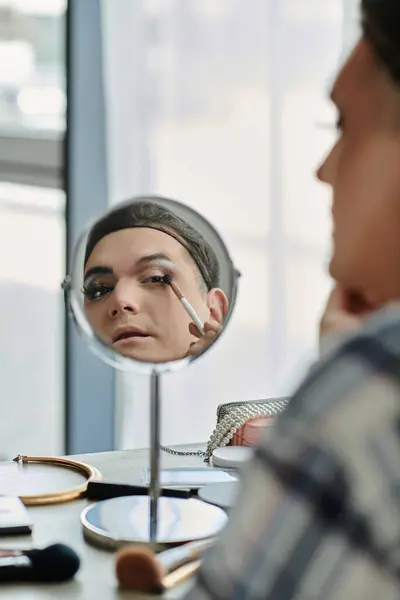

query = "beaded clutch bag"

[204,398,289,461]
[161,398,289,462]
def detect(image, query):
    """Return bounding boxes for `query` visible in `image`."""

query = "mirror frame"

[62,195,240,374]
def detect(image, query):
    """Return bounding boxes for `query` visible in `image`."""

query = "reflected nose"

[109,304,137,318]
[108,282,139,318]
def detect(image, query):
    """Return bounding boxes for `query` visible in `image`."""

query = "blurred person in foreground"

[184,1,400,598]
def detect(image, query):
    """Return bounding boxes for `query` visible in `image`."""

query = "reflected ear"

[206,288,229,324]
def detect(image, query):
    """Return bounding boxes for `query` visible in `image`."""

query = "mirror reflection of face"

[83,227,228,363]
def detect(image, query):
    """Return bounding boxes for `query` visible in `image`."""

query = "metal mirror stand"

[149,371,161,543]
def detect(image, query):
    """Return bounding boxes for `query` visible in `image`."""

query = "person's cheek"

[166,302,190,346]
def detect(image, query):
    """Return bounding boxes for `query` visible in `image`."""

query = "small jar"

[230,416,275,447]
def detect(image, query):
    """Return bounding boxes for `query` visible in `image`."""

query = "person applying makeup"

[83,200,228,363]
[183,1,400,599]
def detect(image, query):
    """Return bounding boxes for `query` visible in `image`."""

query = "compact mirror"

[63,195,238,373]
[63,195,240,548]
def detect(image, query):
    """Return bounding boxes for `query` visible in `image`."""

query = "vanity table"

[0,444,207,600]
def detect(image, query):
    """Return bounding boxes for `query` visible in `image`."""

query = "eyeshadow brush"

[115,537,214,592]
[162,274,205,335]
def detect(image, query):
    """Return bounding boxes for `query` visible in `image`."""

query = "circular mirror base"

[81,496,228,551]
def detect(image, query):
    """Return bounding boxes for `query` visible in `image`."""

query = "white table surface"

[0,444,209,600]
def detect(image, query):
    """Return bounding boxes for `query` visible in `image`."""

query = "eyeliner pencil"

[163,275,205,335]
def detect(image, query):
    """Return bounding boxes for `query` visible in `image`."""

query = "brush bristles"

[115,547,166,593]
[162,274,184,300]
[162,274,172,285]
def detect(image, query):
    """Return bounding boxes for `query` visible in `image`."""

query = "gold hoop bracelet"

[12,454,102,506]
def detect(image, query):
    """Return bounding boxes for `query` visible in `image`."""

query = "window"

[0,0,65,188]
[101,0,345,449]
[0,0,65,459]
[0,0,65,131]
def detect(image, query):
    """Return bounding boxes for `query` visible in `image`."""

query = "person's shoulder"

[319,302,400,374]
[360,301,400,334]
[327,302,400,377]
[322,302,400,359]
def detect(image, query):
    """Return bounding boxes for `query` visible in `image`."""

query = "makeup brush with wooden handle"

[115,537,214,593]
[162,274,205,335]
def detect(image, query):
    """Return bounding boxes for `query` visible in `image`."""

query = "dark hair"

[84,200,220,290]
[362,0,400,82]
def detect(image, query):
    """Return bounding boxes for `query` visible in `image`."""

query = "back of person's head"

[362,0,400,82]
[84,199,220,291]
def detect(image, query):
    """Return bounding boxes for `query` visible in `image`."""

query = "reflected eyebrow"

[136,253,175,266]
[84,266,114,282]
[84,254,175,283]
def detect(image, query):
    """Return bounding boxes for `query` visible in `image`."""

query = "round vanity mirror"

[63,195,240,548]
[63,195,239,373]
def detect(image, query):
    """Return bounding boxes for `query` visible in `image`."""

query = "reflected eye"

[83,283,114,301]
[141,274,168,285]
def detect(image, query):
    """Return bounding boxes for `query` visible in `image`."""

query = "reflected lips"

[112,327,150,345]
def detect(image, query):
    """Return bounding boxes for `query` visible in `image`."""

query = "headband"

[84,223,215,291]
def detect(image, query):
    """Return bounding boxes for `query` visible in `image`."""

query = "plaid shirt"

[184,306,400,600]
